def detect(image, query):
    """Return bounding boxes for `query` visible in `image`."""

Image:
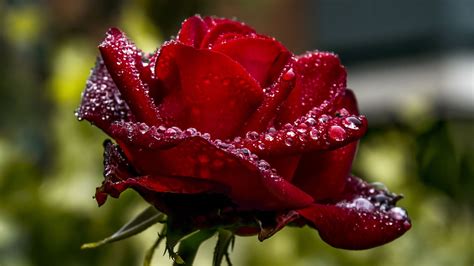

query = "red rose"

[77,15,410,250]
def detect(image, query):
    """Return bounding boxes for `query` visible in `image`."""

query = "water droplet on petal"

[241,148,251,155]
[389,207,407,220]
[309,128,319,140]
[185,127,198,136]
[343,116,362,130]
[246,131,259,140]
[157,125,166,133]
[403,220,411,230]
[202,133,211,140]
[305,117,316,125]
[297,123,308,133]
[258,160,270,171]
[371,182,388,191]
[264,134,274,141]
[282,68,295,81]
[329,125,346,141]
[318,115,329,123]
[353,197,375,211]
[284,137,294,146]
[138,123,149,134]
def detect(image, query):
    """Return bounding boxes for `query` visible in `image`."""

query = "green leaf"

[81,206,166,249]
[213,229,235,266]
[173,229,216,265]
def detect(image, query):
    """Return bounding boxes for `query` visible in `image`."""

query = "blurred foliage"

[0,0,472,266]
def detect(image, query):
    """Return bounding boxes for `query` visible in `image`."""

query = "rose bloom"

[77,15,410,250]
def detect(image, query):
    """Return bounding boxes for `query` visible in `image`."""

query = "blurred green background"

[0,0,473,265]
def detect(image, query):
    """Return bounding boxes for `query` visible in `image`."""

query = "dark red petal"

[297,176,411,250]
[234,108,367,156]
[76,56,134,133]
[212,36,291,87]
[200,19,256,49]
[240,65,296,133]
[99,28,162,126]
[276,51,346,126]
[291,90,362,201]
[258,210,300,241]
[177,15,208,48]
[95,140,226,206]
[154,43,264,139]
[108,122,314,211]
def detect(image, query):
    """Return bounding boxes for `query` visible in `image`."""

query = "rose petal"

[95,140,227,206]
[240,64,296,133]
[200,18,256,49]
[212,36,291,87]
[291,90,362,200]
[297,176,411,250]
[177,15,208,48]
[154,43,264,139]
[76,56,134,133]
[276,51,347,126]
[235,109,367,156]
[108,122,314,211]
[99,28,162,125]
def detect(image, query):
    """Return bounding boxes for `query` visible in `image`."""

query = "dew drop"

[282,68,295,81]
[403,220,411,230]
[202,133,211,140]
[296,123,308,133]
[264,134,274,141]
[343,116,362,130]
[185,127,198,136]
[246,131,259,140]
[284,137,294,146]
[241,148,251,155]
[329,125,346,141]
[318,115,329,123]
[268,127,277,133]
[138,123,149,134]
[305,117,316,125]
[353,197,375,211]
[389,207,407,220]
[371,182,388,191]
[258,160,270,171]
[157,125,166,133]
[165,127,178,138]
[309,128,319,140]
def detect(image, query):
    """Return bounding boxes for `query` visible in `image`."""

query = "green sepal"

[174,229,217,265]
[213,229,235,266]
[81,206,166,249]
[165,217,197,264]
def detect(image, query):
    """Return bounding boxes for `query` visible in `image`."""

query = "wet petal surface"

[276,51,346,126]
[297,175,411,250]
[76,56,133,133]
[154,43,264,139]
[108,122,314,211]
[292,90,362,200]
[99,28,162,125]
[212,36,291,87]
